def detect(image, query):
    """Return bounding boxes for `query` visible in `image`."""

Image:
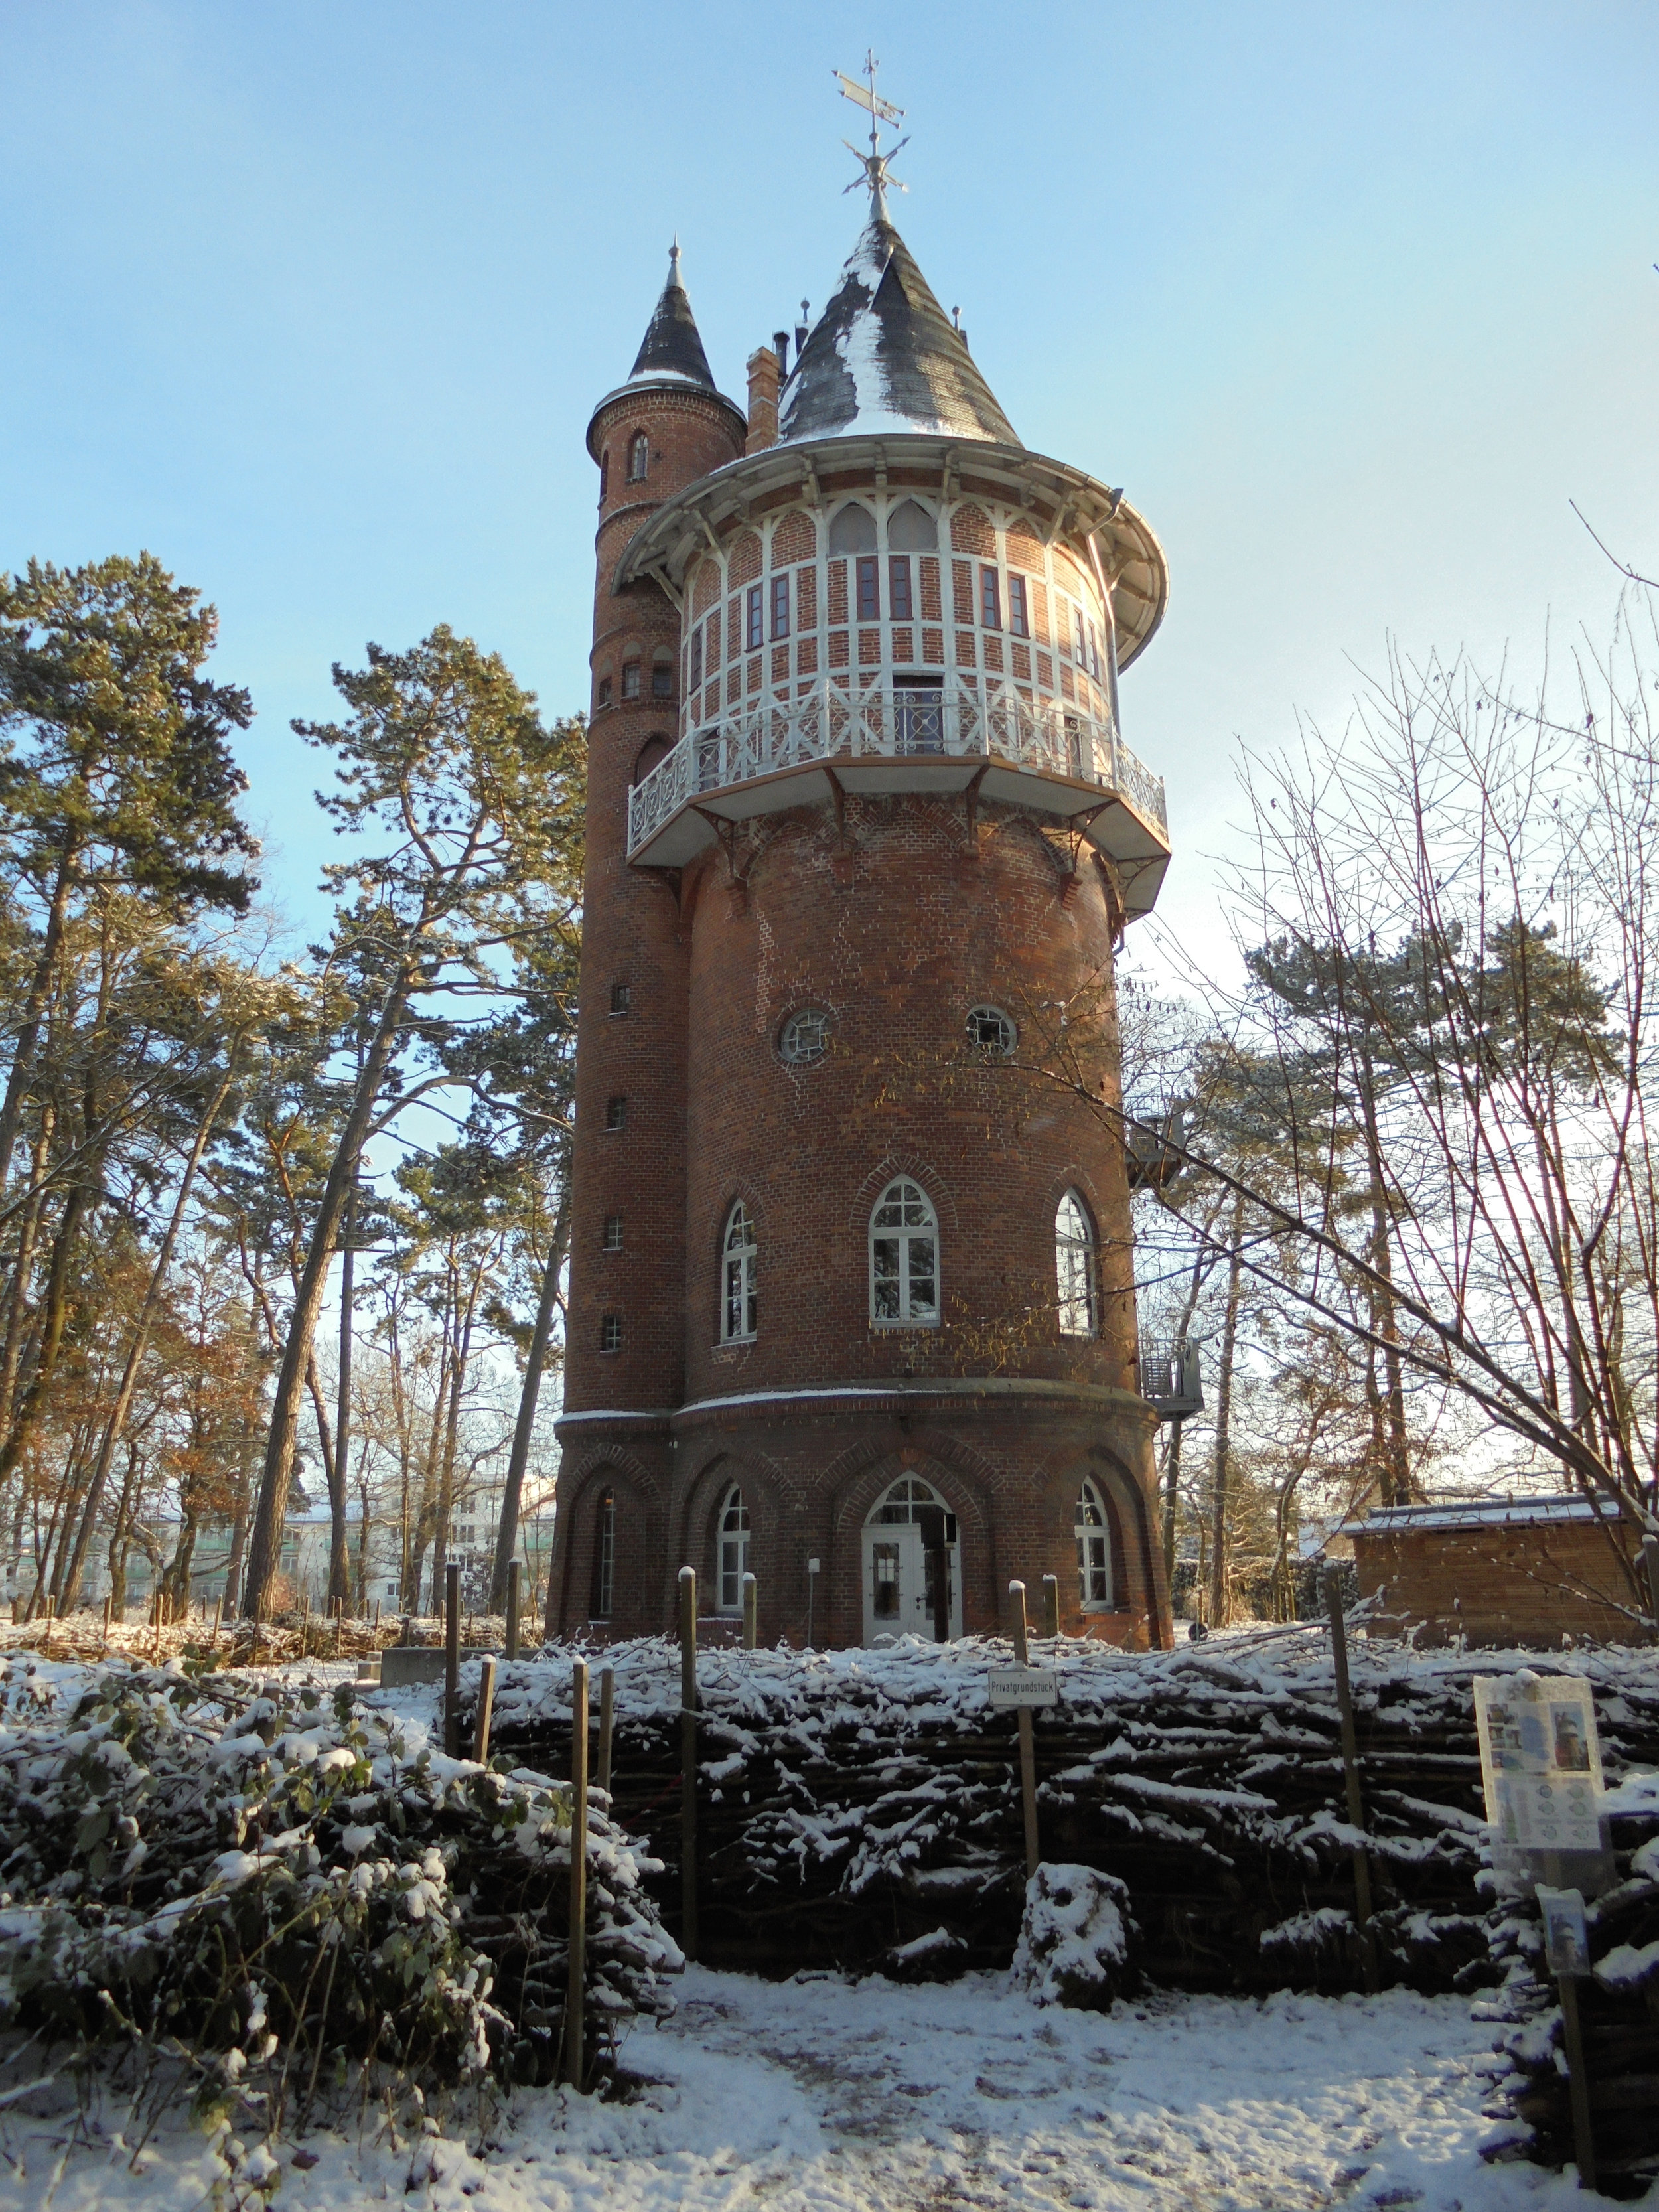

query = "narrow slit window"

[1074,606,1088,666]
[856,557,880,621]
[689,628,703,689]
[1008,575,1029,638]
[597,674,613,709]
[628,431,649,482]
[602,1213,623,1252]
[622,660,642,699]
[599,1314,622,1353]
[981,567,1001,629]
[605,1095,628,1130]
[721,1201,758,1341]
[771,575,790,640]
[747,584,763,651]
[610,981,631,1015]
[717,1484,749,1613]
[889,556,913,622]
[1056,1189,1097,1336]
[592,1487,614,1618]
[599,451,609,504]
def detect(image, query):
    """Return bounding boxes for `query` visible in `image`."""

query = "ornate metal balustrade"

[626,684,1168,859]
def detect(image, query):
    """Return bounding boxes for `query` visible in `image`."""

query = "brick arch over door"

[1070,1440,1168,1645]
[826,1432,997,1645]
[547,1454,662,1641]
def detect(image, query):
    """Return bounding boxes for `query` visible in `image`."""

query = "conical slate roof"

[778,214,1019,447]
[628,243,716,389]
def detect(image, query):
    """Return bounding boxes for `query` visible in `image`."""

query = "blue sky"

[3,1,1656,946]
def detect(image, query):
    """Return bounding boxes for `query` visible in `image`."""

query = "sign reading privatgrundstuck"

[987,1667,1058,1709]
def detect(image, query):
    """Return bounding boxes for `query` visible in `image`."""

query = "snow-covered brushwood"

[1011,1864,1138,2008]
[0,1655,680,2109]
[484,1633,1659,1996]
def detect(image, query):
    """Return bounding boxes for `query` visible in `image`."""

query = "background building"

[547,165,1176,1651]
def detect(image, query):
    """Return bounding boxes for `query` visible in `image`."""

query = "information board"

[1474,1673,1603,1855]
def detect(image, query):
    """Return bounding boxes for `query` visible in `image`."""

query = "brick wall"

[1353,1520,1646,1647]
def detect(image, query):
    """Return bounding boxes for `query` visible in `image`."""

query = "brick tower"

[549,173,1176,1651]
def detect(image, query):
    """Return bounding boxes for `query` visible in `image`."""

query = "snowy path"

[1,1969,1578,2212]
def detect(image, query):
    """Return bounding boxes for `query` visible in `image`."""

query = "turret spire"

[626,240,716,390]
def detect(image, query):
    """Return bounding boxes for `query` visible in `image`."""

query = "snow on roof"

[778,212,1019,449]
[1340,1495,1625,1538]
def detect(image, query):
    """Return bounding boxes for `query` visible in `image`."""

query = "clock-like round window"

[778,1009,830,1065]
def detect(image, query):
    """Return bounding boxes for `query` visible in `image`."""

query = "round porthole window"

[966,1005,1017,1055]
[778,1009,830,1065]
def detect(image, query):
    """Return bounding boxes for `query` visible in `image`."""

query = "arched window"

[870,1179,939,1327]
[591,1486,615,1619]
[599,449,609,504]
[828,500,876,554]
[716,1483,749,1613]
[1076,1479,1112,1609]
[722,1202,757,1341]
[887,498,938,551]
[1056,1189,1097,1336]
[627,431,650,482]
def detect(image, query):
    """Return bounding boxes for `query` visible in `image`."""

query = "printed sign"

[1536,1884,1591,1977]
[1474,1674,1603,1854]
[987,1667,1059,1710]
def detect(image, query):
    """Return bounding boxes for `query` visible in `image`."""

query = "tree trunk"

[494,1183,569,1614]
[57,1056,239,1612]
[1208,1194,1246,1627]
[0,1177,88,1490]
[329,1183,356,1606]
[0,847,76,1195]
[1356,1042,1411,1505]
[241,971,414,1619]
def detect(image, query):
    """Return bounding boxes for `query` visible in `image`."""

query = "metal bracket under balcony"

[626,686,1171,919]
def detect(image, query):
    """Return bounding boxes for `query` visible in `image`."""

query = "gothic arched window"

[1056,1189,1097,1337]
[870,1179,939,1327]
[722,1201,757,1342]
[627,431,650,482]
[887,498,938,551]
[828,500,876,554]
[1076,1479,1112,1610]
[716,1483,749,1613]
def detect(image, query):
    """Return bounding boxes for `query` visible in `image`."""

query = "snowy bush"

[0,1655,680,2109]
[1011,1862,1138,2008]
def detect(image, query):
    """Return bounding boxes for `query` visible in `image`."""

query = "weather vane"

[834,50,908,217]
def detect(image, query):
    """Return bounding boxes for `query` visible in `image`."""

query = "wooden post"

[598,1664,615,1797]
[1557,1972,1598,2191]
[1009,1580,1041,1880]
[473,1655,497,1763]
[506,1559,521,1661]
[565,1657,589,2091]
[678,1566,699,1960]
[1642,1535,1659,1638]
[1041,1573,1060,1641]
[1323,1569,1379,1992]
[444,1562,461,1758]
[741,1570,758,1650]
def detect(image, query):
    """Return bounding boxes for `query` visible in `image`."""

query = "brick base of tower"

[550,1386,1170,1647]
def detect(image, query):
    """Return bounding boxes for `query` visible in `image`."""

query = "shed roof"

[1340,1495,1624,1538]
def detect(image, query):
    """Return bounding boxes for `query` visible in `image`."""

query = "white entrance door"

[863,1522,922,1641]
[863,1522,963,1642]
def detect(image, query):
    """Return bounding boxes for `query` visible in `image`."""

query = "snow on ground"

[1,1966,1576,2212]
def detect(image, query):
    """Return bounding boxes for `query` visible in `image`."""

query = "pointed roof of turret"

[778,212,1019,447]
[628,241,717,388]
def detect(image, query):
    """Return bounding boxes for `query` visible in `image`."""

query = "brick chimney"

[745,345,780,453]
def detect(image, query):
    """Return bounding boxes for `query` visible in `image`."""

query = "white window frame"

[869,1177,940,1328]
[716,1483,749,1613]
[721,1201,758,1342]
[1076,1478,1113,1610]
[966,1005,1016,1055]
[1056,1188,1097,1337]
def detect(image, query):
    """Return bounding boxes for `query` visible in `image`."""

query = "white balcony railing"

[626,685,1168,859]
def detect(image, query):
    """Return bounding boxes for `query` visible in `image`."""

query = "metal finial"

[834,51,908,216]
[668,238,683,286]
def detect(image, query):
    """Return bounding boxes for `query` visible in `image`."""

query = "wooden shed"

[1342,1495,1646,1647]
